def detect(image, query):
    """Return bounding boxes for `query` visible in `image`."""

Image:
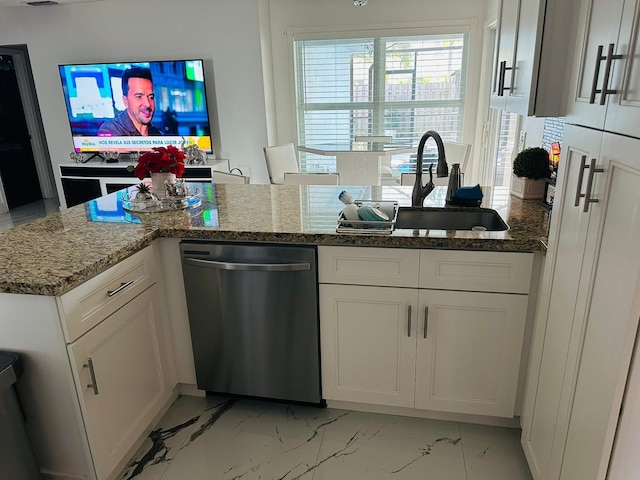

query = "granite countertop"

[0,183,549,296]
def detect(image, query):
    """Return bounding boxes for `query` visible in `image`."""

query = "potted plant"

[131,182,159,209]
[127,146,186,197]
[510,147,551,199]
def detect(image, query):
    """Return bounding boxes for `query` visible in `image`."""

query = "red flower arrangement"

[128,146,186,180]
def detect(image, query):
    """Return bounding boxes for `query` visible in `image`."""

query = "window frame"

[287,20,477,174]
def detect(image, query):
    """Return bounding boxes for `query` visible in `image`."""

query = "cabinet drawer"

[318,246,419,287]
[419,250,533,294]
[58,246,157,342]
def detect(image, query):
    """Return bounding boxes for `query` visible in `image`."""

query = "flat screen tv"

[58,59,213,153]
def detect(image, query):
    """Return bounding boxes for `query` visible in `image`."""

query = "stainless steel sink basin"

[395,207,509,231]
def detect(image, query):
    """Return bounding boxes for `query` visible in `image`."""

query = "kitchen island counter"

[0,183,549,295]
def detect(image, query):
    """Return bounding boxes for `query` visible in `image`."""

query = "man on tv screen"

[98,67,162,137]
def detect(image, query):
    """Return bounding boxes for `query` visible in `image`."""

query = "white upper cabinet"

[491,0,577,116]
[566,0,640,138]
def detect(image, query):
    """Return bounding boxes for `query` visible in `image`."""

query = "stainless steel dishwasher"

[180,241,322,405]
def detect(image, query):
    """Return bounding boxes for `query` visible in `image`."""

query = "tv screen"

[58,59,213,153]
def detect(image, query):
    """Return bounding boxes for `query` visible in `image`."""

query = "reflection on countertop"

[0,183,549,296]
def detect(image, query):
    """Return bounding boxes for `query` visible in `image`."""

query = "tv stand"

[59,159,229,208]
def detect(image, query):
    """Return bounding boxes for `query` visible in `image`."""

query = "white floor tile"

[460,423,532,480]
[117,397,535,480]
[158,399,334,480]
[311,411,467,480]
[120,395,227,480]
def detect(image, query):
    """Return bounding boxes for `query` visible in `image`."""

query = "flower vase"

[151,172,176,198]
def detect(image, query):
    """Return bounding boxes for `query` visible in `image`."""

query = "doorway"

[0,45,57,214]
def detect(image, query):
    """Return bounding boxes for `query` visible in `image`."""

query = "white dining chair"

[212,171,250,184]
[263,143,299,184]
[283,172,340,185]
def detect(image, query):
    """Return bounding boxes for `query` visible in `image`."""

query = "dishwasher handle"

[183,257,311,272]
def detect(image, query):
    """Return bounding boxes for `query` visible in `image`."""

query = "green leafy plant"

[136,183,151,194]
[513,147,551,180]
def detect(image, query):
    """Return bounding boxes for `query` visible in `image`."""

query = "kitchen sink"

[395,207,509,231]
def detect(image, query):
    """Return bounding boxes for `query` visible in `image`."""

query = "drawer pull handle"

[574,156,589,207]
[107,280,135,297]
[83,358,99,395]
[424,306,429,339]
[407,305,412,338]
[583,158,604,213]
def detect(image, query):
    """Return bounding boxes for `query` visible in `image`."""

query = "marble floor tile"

[460,423,532,480]
[158,398,337,480]
[120,395,226,480]
[117,396,534,480]
[311,411,466,480]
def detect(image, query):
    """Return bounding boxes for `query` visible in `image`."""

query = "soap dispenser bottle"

[446,163,462,203]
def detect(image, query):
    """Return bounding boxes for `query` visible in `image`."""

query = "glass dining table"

[298,142,415,185]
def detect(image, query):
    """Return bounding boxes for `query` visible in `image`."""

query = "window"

[480,108,520,188]
[293,30,469,175]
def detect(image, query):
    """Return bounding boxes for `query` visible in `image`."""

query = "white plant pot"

[510,174,546,199]
[150,172,176,198]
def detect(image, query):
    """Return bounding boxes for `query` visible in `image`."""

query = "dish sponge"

[454,184,483,200]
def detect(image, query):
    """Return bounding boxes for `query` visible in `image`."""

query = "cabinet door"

[319,284,417,408]
[414,289,528,417]
[560,133,640,480]
[69,285,172,480]
[490,0,519,111]
[566,0,625,132]
[521,124,604,480]
[61,177,102,208]
[506,0,544,115]
[603,0,640,137]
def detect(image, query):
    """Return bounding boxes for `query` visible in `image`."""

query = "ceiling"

[0,0,105,6]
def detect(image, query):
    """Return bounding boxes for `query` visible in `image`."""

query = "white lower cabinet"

[319,247,532,418]
[68,284,173,480]
[521,127,640,480]
[320,284,417,408]
[415,290,528,417]
[0,244,177,480]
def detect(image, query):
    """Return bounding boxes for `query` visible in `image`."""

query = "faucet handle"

[423,164,435,197]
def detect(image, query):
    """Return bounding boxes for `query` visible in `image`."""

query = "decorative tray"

[122,195,202,213]
[336,200,399,235]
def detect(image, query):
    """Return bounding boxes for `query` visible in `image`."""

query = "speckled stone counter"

[0,183,549,295]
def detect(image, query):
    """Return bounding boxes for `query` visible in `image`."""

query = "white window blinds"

[294,31,468,173]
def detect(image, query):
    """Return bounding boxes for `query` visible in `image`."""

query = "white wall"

[0,0,271,195]
[266,0,493,148]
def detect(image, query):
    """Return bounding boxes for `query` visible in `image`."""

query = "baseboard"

[178,382,206,397]
[326,400,522,428]
[41,471,91,480]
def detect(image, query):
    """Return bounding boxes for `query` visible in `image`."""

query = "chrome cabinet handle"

[589,44,623,105]
[589,45,605,104]
[83,358,99,395]
[574,155,589,207]
[583,158,604,213]
[599,43,624,105]
[107,280,134,297]
[498,61,512,96]
[423,306,429,339]
[407,305,412,338]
